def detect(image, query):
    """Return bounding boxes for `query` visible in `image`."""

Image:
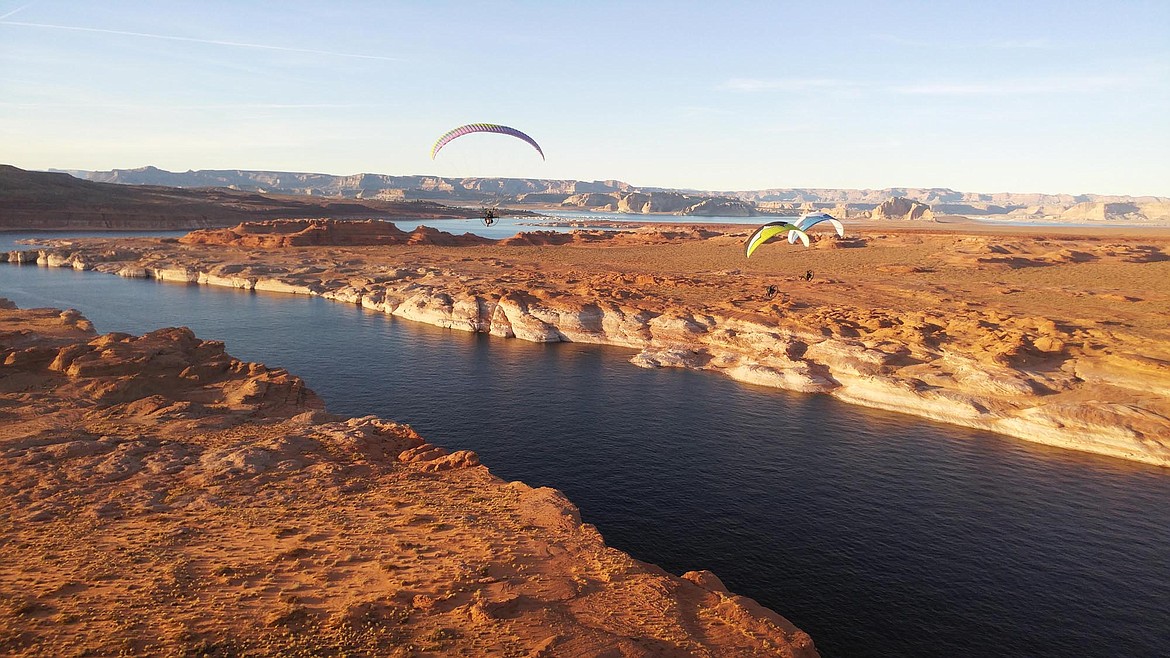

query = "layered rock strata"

[0,301,818,657]
[7,223,1170,468]
[0,165,484,230]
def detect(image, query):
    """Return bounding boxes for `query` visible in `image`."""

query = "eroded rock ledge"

[0,301,818,657]
[6,224,1170,468]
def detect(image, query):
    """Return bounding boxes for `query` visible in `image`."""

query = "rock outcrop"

[0,301,819,657]
[8,225,1170,468]
[561,192,620,209]
[180,219,495,248]
[61,166,1166,206]
[1057,200,1170,223]
[0,165,479,230]
[870,197,934,221]
[49,166,1170,223]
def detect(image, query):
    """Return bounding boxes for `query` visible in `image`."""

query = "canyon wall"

[8,235,1169,469]
[0,300,820,656]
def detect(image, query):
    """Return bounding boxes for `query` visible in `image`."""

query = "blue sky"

[2,1,1168,195]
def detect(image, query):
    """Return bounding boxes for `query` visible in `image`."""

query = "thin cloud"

[0,1,39,21]
[674,105,735,117]
[0,20,403,62]
[721,78,859,92]
[872,33,1056,50]
[0,101,369,109]
[988,38,1054,50]
[762,122,819,134]
[854,136,904,149]
[892,75,1131,96]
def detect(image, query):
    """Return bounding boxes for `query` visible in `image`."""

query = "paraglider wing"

[788,213,844,243]
[789,227,811,248]
[431,123,545,160]
[746,222,808,258]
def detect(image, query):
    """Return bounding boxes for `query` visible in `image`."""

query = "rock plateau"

[0,301,818,657]
[8,220,1170,468]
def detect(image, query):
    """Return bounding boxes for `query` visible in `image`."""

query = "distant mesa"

[22,164,1170,225]
[870,196,935,221]
[180,219,495,248]
[178,219,720,249]
[59,165,631,202]
[0,165,476,230]
[684,197,757,216]
[561,190,759,216]
[1052,201,1170,223]
[562,192,620,209]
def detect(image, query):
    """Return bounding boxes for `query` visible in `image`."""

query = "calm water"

[2,261,1168,658]
[546,208,761,225]
[0,220,594,249]
[0,230,189,253]
[384,215,594,239]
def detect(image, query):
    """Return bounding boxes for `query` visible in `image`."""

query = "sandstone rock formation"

[1057,200,1170,223]
[870,197,934,221]
[175,219,723,251]
[0,165,478,230]
[62,165,633,203]
[681,197,757,216]
[0,301,819,657]
[179,219,495,248]
[566,191,759,216]
[10,223,1170,468]
[52,165,1170,223]
[561,192,620,210]
[62,166,1160,206]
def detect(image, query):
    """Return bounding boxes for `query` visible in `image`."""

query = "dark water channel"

[2,262,1168,657]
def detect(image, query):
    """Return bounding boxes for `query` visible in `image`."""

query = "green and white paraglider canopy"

[788,212,844,244]
[745,221,809,258]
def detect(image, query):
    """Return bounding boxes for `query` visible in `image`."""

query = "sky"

[2,0,1168,196]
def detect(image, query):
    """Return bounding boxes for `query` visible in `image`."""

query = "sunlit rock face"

[14,222,1170,468]
[0,301,821,658]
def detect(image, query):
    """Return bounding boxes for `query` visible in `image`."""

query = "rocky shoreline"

[4,221,1169,468]
[0,299,818,656]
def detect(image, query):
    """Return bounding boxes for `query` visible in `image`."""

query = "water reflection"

[2,263,1168,658]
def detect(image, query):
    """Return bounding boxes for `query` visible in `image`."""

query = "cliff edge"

[9,221,1168,468]
[0,301,818,657]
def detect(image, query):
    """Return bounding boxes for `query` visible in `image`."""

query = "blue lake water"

[384,215,591,239]
[0,218,596,250]
[2,255,1169,658]
[542,209,761,225]
[0,230,189,253]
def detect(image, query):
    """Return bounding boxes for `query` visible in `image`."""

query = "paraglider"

[745,221,809,258]
[431,123,545,160]
[788,212,844,244]
[481,206,498,227]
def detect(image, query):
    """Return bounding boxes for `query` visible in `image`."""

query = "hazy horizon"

[37,163,1170,200]
[3,1,1168,196]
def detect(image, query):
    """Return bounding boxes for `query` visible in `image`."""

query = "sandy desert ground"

[7,218,1168,467]
[3,216,1169,656]
[0,300,818,657]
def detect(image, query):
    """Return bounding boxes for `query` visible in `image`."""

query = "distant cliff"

[870,197,934,221]
[46,165,1170,222]
[562,191,758,216]
[0,301,820,657]
[59,165,632,203]
[1013,200,1170,223]
[0,165,476,230]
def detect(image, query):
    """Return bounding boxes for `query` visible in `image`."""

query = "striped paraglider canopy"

[430,123,545,160]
